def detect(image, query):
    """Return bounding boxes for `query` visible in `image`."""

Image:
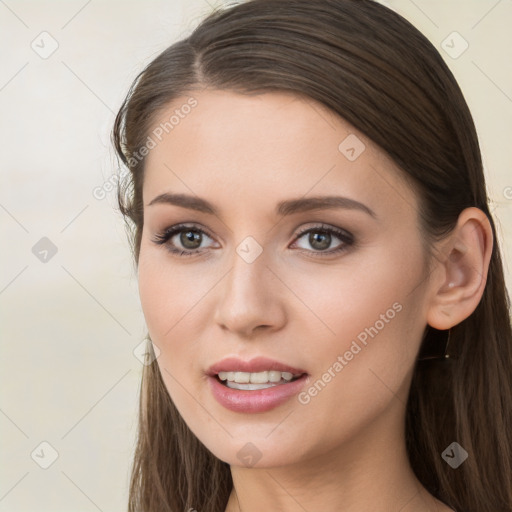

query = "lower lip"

[208,374,309,413]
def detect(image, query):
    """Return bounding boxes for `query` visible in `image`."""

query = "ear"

[426,207,493,330]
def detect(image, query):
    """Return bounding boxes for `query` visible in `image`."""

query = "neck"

[224,404,451,512]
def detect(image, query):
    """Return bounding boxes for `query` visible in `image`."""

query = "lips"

[206,356,310,413]
[208,372,310,413]
[206,356,308,377]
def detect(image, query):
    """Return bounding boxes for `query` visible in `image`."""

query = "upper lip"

[207,356,308,376]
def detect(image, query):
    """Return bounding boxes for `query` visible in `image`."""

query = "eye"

[291,224,354,256]
[152,222,354,258]
[151,224,217,256]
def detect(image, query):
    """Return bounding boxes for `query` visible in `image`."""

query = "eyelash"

[151,223,355,258]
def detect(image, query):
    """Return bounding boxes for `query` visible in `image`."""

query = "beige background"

[0,0,510,510]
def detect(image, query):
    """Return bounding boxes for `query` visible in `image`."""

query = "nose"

[213,248,287,338]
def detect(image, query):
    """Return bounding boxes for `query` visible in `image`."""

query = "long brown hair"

[112,1,512,510]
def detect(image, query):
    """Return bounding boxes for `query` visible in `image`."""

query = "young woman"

[112,1,512,510]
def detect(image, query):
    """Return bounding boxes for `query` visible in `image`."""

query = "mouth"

[206,356,308,390]
[214,370,307,391]
[208,370,310,413]
[206,356,309,412]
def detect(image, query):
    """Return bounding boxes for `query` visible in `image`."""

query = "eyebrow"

[147,193,376,218]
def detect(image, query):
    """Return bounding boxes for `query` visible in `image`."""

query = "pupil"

[181,230,201,249]
[309,231,330,250]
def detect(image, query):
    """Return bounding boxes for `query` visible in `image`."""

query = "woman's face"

[138,89,434,468]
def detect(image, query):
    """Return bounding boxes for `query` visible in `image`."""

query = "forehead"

[142,88,416,220]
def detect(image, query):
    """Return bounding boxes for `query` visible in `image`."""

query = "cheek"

[284,244,427,432]
[287,240,425,354]
[137,246,221,397]
[137,255,207,425]
[137,246,210,341]
[137,250,192,386]
[274,317,423,467]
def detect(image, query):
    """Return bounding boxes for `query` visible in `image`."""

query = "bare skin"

[138,89,492,512]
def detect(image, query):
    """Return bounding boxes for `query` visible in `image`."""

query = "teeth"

[226,381,278,390]
[218,370,298,384]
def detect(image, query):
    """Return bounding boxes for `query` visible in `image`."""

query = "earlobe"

[426,207,493,330]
